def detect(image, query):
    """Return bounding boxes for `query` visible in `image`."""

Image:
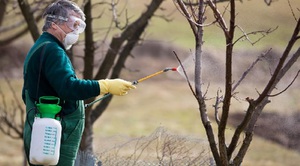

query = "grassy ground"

[94,80,300,166]
[0,77,300,166]
[1,79,300,166]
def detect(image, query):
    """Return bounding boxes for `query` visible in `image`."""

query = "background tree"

[174,0,300,165]
[0,72,26,166]
[0,0,46,44]
[81,0,165,153]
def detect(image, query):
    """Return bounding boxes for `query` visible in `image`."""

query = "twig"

[268,69,300,97]
[206,0,229,37]
[2,71,24,113]
[203,82,210,99]
[287,0,297,22]
[232,48,272,92]
[213,88,223,126]
[233,26,278,46]
[172,51,197,98]
[174,0,214,37]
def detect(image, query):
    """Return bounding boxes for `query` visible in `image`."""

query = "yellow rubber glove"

[98,79,136,96]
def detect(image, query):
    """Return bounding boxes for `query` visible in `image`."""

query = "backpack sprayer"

[85,67,177,108]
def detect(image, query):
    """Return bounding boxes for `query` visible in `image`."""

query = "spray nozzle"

[164,67,177,72]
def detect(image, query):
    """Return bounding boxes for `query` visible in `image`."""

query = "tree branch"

[91,0,165,124]
[213,88,223,126]
[256,18,300,104]
[206,0,229,38]
[231,18,300,166]
[232,48,272,92]
[217,0,236,164]
[91,22,148,124]
[94,0,164,80]
[17,0,41,41]
[172,51,197,98]
[268,69,300,97]
[0,1,46,46]
[0,72,24,140]
[233,26,278,46]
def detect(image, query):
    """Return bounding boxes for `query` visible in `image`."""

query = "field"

[1,79,300,166]
[1,0,300,165]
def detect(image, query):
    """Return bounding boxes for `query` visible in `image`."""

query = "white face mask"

[55,24,79,50]
[63,32,79,50]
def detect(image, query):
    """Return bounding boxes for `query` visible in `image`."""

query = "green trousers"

[23,91,85,166]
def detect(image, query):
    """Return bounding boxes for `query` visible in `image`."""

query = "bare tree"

[0,0,8,26]
[0,0,52,45]
[0,71,26,166]
[174,0,300,165]
[80,0,166,153]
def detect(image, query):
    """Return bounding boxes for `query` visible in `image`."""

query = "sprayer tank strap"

[24,41,63,106]
[24,41,50,101]
[35,42,49,103]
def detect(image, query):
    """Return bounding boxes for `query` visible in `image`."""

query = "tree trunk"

[80,0,165,153]
[79,0,95,153]
[0,0,7,26]
[17,0,40,41]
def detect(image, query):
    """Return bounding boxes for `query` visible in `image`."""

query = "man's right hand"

[98,79,136,96]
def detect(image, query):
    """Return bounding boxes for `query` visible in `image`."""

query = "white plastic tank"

[30,117,61,165]
[29,96,62,165]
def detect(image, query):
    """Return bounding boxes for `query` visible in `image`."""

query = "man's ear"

[51,22,57,30]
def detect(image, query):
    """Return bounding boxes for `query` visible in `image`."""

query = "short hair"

[42,0,85,31]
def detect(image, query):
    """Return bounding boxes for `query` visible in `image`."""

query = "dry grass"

[92,79,300,166]
[1,75,300,165]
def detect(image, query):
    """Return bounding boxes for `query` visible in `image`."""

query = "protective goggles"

[46,15,86,34]
[66,16,86,34]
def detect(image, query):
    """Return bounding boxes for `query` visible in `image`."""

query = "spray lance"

[84,67,177,108]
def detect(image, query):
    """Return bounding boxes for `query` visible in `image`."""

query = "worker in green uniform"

[22,0,136,165]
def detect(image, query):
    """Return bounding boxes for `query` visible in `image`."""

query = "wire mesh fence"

[76,127,215,166]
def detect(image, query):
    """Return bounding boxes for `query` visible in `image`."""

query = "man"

[22,0,136,165]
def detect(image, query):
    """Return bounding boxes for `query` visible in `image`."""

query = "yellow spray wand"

[85,67,177,108]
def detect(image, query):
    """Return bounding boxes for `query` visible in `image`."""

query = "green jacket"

[22,32,100,115]
[23,32,100,166]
